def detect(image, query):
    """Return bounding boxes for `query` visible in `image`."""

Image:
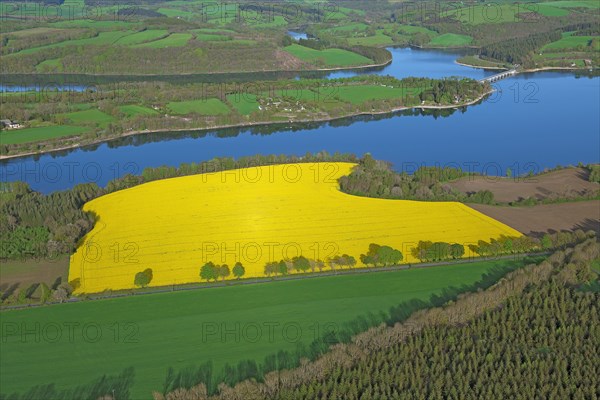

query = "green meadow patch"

[396,24,437,36]
[542,35,599,51]
[227,94,259,115]
[428,33,473,47]
[63,109,114,127]
[35,58,63,72]
[347,31,395,46]
[535,4,571,16]
[542,0,600,8]
[114,30,168,46]
[119,105,159,117]
[133,33,192,48]
[167,99,230,115]
[194,33,232,42]
[333,84,426,105]
[0,257,541,398]
[0,125,87,144]
[323,22,369,34]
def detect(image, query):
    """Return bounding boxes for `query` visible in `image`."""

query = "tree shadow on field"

[574,218,600,236]
[51,276,62,290]
[0,367,135,400]
[0,283,19,301]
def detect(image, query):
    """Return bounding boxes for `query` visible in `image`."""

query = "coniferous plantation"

[271,269,600,400]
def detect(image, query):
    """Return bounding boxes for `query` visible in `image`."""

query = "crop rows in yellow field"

[69,163,522,293]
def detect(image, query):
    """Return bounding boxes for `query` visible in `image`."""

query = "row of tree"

[200,262,245,282]
[411,241,465,262]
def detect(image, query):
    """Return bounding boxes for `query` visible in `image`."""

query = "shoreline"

[0,90,492,161]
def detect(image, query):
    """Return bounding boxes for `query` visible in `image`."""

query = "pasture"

[542,0,600,8]
[0,125,87,144]
[542,35,599,51]
[62,109,114,128]
[347,31,396,46]
[333,84,426,104]
[428,33,473,47]
[167,99,230,115]
[68,163,522,293]
[113,29,169,46]
[35,58,63,72]
[133,33,192,48]
[1,256,541,398]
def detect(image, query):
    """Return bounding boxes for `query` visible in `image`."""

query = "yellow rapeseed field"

[69,163,522,293]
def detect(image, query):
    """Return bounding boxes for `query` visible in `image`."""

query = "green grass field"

[227,94,259,115]
[119,105,159,117]
[134,33,192,48]
[323,22,369,34]
[396,24,437,36]
[535,3,572,15]
[428,33,473,47]
[63,109,114,128]
[114,30,168,46]
[347,31,395,46]
[35,58,63,72]
[333,84,426,105]
[194,33,231,42]
[284,44,373,67]
[0,125,87,144]
[543,0,600,8]
[542,35,599,51]
[0,257,542,398]
[167,99,230,115]
[196,28,236,34]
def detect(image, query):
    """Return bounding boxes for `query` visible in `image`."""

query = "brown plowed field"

[450,168,598,203]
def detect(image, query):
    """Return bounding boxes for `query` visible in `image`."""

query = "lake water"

[1,47,598,193]
[287,31,308,41]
